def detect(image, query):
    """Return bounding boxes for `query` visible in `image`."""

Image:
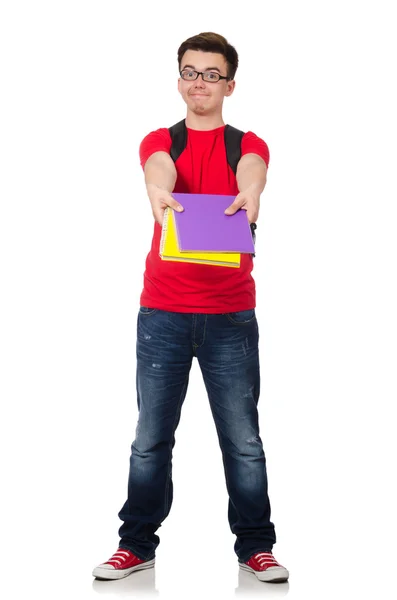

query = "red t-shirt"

[139,124,269,313]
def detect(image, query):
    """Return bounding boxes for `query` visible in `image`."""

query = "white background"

[1,1,396,598]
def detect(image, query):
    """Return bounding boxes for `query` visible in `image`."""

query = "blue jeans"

[117,307,276,562]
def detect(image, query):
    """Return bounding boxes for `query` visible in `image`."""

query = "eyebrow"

[182,64,222,73]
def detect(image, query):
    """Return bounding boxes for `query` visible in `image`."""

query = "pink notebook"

[171,193,255,253]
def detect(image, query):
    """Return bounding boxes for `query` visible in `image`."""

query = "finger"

[169,201,184,212]
[224,203,240,215]
[164,195,184,212]
[246,209,257,224]
[224,197,245,215]
[153,208,163,227]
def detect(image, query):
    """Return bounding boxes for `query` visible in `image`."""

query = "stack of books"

[159,193,255,268]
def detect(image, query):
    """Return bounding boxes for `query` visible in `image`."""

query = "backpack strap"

[169,119,187,163]
[224,124,245,175]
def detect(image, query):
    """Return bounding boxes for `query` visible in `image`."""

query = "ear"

[177,78,182,94]
[225,79,236,97]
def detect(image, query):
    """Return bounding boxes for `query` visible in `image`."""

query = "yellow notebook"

[160,208,240,268]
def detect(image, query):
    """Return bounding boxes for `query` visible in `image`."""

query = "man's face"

[178,50,235,115]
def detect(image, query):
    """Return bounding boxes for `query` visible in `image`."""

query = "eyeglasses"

[180,69,230,83]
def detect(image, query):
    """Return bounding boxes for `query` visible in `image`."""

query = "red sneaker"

[239,551,289,582]
[92,548,155,580]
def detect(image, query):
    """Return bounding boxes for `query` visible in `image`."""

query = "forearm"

[236,154,267,194]
[144,152,177,193]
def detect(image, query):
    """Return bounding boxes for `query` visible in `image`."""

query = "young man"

[93,32,289,584]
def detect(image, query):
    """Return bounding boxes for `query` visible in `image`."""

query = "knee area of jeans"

[223,435,264,459]
[239,435,265,458]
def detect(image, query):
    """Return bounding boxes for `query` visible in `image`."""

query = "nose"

[193,74,206,87]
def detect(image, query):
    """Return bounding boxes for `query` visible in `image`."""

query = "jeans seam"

[194,314,207,348]
[192,314,197,349]
[163,374,189,517]
[139,307,158,316]
[225,312,256,326]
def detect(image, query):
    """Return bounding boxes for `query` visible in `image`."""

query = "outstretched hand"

[146,184,183,226]
[224,186,260,224]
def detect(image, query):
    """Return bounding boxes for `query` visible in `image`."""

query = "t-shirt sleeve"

[241,131,270,167]
[139,128,172,169]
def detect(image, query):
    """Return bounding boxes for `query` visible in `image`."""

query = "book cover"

[171,193,255,254]
[159,208,240,268]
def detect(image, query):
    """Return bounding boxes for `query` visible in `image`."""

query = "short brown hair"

[177,32,239,80]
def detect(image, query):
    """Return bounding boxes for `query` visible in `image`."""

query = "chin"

[188,100,209,114]
[193,106,208,114]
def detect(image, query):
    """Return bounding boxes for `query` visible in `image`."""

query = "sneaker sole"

[239,562,289,582]
[93,559,155,580]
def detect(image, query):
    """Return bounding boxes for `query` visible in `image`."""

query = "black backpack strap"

[224,124,245,175]
[169,119,187,162]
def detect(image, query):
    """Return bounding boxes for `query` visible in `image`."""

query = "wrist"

[146,182,173,195]
[237,180,264,196]
[243,182,263,195]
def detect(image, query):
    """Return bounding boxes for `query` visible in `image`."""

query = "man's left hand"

[224,185,260,224]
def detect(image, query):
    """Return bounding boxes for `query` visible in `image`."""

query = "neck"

[185,109,225,131]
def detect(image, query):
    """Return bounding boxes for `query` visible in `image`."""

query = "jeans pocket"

[139,306,158,316]
[225,309,256,325]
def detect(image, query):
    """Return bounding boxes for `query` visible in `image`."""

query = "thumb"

[224,201,240,215]
[167,194,184,212]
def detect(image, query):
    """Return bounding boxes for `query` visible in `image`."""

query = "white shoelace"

[107,550,130,566]
[254,552,280,567]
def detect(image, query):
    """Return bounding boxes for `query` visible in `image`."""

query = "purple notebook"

[171,193,255,254]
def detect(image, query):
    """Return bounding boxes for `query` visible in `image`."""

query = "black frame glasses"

[180,69,231,83]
